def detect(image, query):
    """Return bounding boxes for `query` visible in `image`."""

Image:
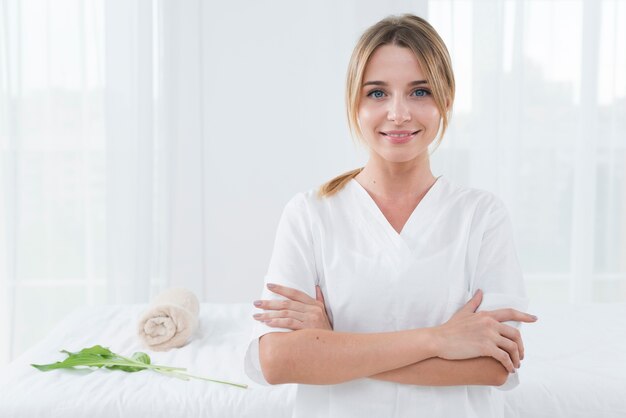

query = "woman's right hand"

[431,289,538,373]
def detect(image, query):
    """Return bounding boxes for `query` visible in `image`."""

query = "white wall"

[198,1,430,303]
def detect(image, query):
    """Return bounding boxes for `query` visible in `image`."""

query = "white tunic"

[244,176,529,418]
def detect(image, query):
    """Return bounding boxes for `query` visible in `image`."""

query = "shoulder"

[440,177,507,214]
[285,182,352,216]
[283,189,319,215]
[437,178,511,231]
[278,184,355,238]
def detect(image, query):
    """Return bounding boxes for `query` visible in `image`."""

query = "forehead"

[363,44,425,83]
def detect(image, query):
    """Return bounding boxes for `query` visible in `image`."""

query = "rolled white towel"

[137,287,200,351]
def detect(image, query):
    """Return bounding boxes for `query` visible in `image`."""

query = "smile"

[380,130,419,144]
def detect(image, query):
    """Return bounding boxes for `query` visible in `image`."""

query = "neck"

[356,154,436,201]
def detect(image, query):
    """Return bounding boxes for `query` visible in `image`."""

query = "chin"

[384,156,416,164]
[376,149,427,164]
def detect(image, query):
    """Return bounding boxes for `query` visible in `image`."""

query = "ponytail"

[317,167,364,198]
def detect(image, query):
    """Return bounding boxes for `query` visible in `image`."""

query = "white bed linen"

[0,303,294,418]
[504,302,626,418]
[1,302,625,418]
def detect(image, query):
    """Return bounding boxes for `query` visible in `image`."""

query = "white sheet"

[1,302,625,417]
[0,303,294,418]
[503,303,626,418]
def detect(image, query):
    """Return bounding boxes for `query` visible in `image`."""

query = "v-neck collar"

[349,175,445,254]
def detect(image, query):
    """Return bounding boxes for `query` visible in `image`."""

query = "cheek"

[358,102,388,126]
[416,104,441,127]
[357,107,375,128]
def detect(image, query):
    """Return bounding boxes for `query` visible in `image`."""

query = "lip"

[380,130,419,144]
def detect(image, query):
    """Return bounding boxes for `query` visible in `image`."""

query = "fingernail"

[531,315,538,320]
[253,300,262,307]
[267,283,276,289]
[253,314,261,319]
[474,289,481,296]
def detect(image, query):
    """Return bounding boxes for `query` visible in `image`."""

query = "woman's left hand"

[253,283,333,330]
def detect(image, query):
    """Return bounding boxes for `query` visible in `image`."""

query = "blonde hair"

[318,14,455,198]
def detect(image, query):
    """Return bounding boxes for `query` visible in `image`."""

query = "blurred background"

[0,0,624,368]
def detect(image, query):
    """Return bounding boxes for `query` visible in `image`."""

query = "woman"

[244,14,537,418]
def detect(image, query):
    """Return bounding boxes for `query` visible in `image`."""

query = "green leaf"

[31,345,248,389]
[131,352,151,365]
[106,364,144,372]
[107,351,152,372]
[32,354,113,371]
[31,345,138,372]
[60,345,115,358]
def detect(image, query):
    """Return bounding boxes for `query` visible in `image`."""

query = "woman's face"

[357,44,441,164]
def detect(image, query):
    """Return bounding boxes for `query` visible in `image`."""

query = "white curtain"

[0,0,209,366]
[427,0,626,305]
[1,0,624,368]
[103,0,206,304]
[1,0,114,367]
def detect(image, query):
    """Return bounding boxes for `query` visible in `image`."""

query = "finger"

[486,308,538,324]
[459,289,483,313]
[255,299,310,313]
[491,346,515,373]
[262,317,303,330]
[316,285,325,304]
[267,283,316,305]
[496,335,520,369]
[253,309,307,322]
[498,323,524,361]
[316,286,333,328]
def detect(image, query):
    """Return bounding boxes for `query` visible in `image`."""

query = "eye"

[412,88,430,97]
[367,89,385,99]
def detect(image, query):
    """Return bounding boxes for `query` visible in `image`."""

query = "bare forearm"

[369,356,509,386]
[259,328,437,385]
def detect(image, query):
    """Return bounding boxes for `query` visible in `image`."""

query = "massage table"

[1,302,625,417]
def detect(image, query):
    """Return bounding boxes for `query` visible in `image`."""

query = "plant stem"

[114,354,246,388]
[171,371,248,389]
[114,355,187,372]
[151,368,190,381]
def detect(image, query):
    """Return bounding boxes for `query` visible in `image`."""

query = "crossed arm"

[370,356,508,386]
[254,284,531,386]
[259,330,509,386]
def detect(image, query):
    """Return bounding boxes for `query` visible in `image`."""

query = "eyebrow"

[362,80,428,87]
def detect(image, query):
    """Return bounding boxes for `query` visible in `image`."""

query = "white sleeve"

[470,197,529,391]
[243,193,319,385]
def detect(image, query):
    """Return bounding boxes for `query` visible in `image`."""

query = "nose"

[387,96,411,124]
